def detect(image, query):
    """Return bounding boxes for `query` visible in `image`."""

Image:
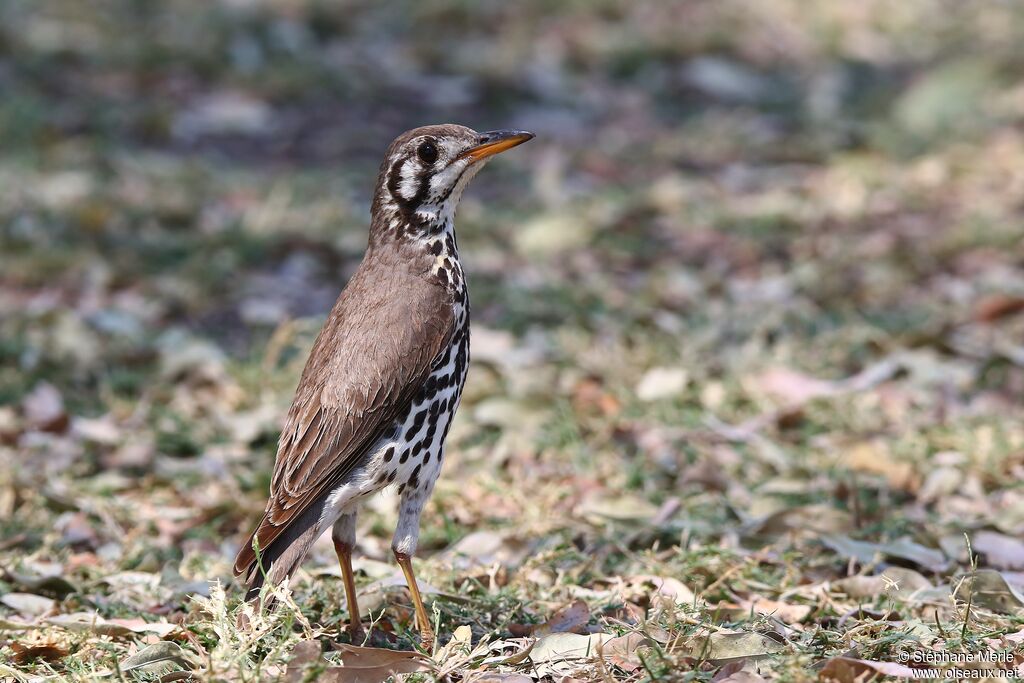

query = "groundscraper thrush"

[234,125,534,649]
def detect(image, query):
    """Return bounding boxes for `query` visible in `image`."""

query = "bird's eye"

[417,141,438,164]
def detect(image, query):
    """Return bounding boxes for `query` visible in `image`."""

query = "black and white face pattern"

[381,126,488,240]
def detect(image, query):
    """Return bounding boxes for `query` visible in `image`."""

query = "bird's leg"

[331,513,365,643]
[394,549,434,650]
[392,486,434,650]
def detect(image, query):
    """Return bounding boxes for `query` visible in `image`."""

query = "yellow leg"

[333,538,365,642]
[394,550,434,650]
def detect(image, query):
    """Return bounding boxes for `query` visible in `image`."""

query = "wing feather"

[234,257,454,578]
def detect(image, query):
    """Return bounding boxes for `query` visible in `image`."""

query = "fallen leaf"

[821,535,949,572]
[22,382,68,432]
[1,592,57,617]
[9,573,77,598]
[818,656,920,681]
[636,367,688,401]
[954,570,1024,615]
[974,294,1024,323]
[973,531,1024,570]
[625,574,697,605]
[480,638,535,666]
[714,669,768,683]
[833,568,932,601]
[121,641,193,674]
[740,597,811,624]
[436,530,533,571]
[285,640,432,683]
[844,441,917,492]
[748,368,836,404]
[42,612,176,637]
[678,631,784,663]
[531,632,612,663]
[577,495,660,523]
[535,599,590,635]
[10,640,69,665]
[745,505,853,537]
[602,632,652,672]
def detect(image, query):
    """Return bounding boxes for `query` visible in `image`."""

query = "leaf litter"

[3,0,1024,680]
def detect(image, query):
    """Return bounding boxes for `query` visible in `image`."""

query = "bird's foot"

[418,628,434,654]
[347,621,367,645]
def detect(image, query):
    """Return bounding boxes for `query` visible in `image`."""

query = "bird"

[233,124,534,649]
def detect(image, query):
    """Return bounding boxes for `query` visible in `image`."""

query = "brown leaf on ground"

[601,632,652,672]
[286,640,432,683]
[818,657,919,681]
[572,376,621,416]
[844,441,918,492]
[10,640,69,664]
[974,294,1024,323]
[535,599,590,635]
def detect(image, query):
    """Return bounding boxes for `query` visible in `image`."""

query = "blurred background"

[3,0,1024,678]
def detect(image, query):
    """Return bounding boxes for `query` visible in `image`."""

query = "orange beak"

[458,130,535,162]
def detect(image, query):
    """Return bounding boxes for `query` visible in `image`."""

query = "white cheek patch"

[398,160,421,200]
[429,161,467,198]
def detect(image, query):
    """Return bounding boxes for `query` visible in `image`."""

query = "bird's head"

[371,124,533,242]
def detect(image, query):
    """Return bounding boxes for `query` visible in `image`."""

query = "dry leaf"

[22,382,68,433]
[954,570,1024,615]
[822,535,949,572]
[819,656,920,681]
[10,640,69,664]
[625,574,697,605]
[531,632,613,662]
[602,632,652,672]
[833,568,932,601]
[715,670,768,683]
[740,597,811,624]
[745,505,853,537]
[973,531,1024,570]
[535,599,590,635]
[43,612,177,637]
[121,641,193,674]
[748,368,836,404]
[286,640,432,683]
[678,631,784,663]
[974,294,1024,323]
[1,592,57,617]
[636,367,689,401]
[844,441,917,492]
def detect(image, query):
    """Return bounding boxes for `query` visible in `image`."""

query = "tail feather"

[236,495,328,603]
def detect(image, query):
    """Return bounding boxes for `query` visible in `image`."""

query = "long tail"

[236,495,328,603]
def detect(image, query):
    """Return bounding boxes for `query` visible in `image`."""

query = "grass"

[2,0,1024,680]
